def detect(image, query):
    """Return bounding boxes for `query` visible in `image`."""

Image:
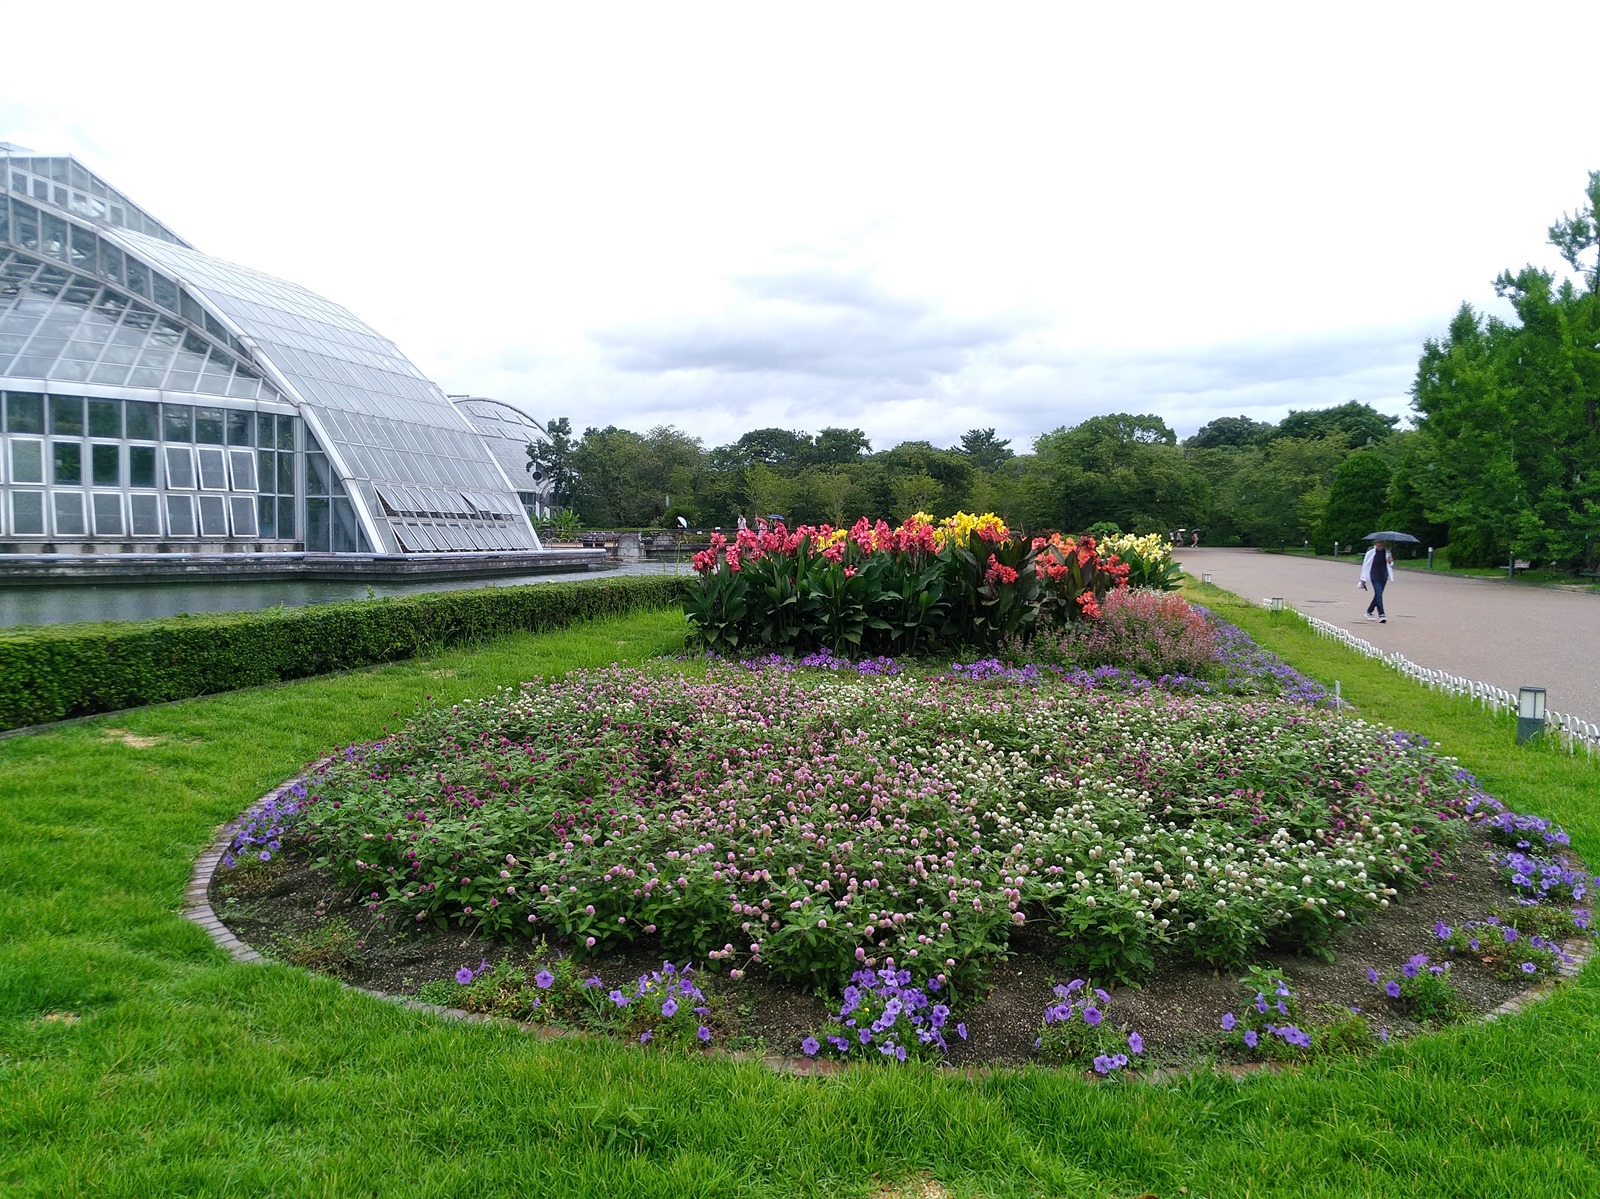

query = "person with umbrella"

[1357,532,1413,623]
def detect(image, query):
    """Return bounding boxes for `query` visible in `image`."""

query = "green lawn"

[2,602,1597,1198]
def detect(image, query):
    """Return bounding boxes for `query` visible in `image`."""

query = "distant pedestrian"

[736,513,747,532]
[1359,539,1395,623]
[1190,530,1200,547]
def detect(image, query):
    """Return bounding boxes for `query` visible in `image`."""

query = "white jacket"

[1359,546,1395,587]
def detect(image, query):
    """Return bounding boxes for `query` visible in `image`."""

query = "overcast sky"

[5,1,1598,453]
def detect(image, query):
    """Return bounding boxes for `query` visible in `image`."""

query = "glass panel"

[277,451,294,494]
[226,409,254,446]
[196,446,227,490]
[41,213,69,262]
[198,494,228,536]
[305,498,330,551]
[258,493,278,539]
[129,493,161,536]
[164,445,196,489]
[256,414,275,447]
[129,444,157,488]
[332,498,360,553]
[92,442,120,486]
[49,395,85,435]
[194,407,225,444]
[10,438,44,483]
[277,417,295,451]
[68,225,96,271]
[125,400,158,440]
[92,492,124,536]
[162,404,192,441]
[152,273,179,311]
[5,393,45,434]
[230,496,258,537]
[228,448,258,491]
[88,398,122,437]
[125,257,150,298]
[306,451,330,496]
[12,490,45,535]
[165,493,196,536]
[53,441,82,484]
[278,495,295,539]
[53,491,86,536]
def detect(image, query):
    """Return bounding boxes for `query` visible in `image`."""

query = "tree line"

[527,172,1599,572]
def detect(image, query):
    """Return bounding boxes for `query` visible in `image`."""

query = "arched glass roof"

[2,147,540,555]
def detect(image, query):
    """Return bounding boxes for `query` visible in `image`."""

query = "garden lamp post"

[1269,597,1285,612]
[1517,687,1547,744]
[1201,572,1212,584]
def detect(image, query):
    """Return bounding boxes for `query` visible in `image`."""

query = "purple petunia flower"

[610,989,629,1006]
[1093,1055,1112,1074]
[1083,1007,1103,1027]
[1128,1032,1144,1054]
[698,1025,711,1043]
[1243,1030,1258,1049]
[1367,967,1379,984]
[455,967,474,985]
[956,1023,968,1040]
[1385,981,1401,999]
[661,997,678,1018]
[801,1036,820,1056]
[1221,1012,1236,1031]
[1521,962,1537,974]
[639,1030,652,1044]
[534,969,555,989]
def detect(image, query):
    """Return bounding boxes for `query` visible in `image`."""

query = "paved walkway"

[1174,548,1600,730]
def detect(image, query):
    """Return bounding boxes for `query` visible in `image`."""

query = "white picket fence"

[1292,609,1600,756]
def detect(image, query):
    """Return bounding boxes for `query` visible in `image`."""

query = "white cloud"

[4,1,1597,451]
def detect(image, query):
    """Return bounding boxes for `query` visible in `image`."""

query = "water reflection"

[0,560,691,629]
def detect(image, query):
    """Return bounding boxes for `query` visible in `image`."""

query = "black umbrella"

[1364,531,1420,543]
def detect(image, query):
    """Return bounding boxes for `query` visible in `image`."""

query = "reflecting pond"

[0,560,691,629]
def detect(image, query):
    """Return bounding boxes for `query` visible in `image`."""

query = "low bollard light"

[1269,597,1285,612]
[1201,572,1212,584]
[1517,686,1547,744]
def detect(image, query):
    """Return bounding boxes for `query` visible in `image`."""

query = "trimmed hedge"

[0,575,691,732]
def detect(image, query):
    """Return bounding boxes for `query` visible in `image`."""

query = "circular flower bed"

[218,613,1593,1070]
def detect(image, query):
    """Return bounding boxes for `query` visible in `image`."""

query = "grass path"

[2,601,1598,1197]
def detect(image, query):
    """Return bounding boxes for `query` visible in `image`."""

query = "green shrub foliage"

[0,575,689,731]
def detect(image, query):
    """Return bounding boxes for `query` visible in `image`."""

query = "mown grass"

[3,600,1599,1197]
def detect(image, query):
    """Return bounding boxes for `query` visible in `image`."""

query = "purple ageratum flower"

[1220,1012,1236,1031]
[1385,981,1401,999]
[1128,1032,1144,1054]
[534,969,555,989]
[455,967,474,985]
[801,1036,820,1056]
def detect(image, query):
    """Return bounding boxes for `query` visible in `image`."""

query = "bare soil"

[211,837,1588,1069]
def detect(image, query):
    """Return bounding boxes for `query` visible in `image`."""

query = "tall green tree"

[527,416,578,509]
[1315,451,1392,552]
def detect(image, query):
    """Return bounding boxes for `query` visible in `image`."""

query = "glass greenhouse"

[449,396,553,522]
[1,143,541,556]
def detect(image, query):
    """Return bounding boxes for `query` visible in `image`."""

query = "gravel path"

[1175,548,1600,730]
